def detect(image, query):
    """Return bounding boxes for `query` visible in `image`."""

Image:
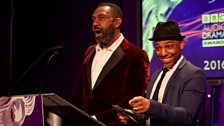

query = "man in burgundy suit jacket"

[71,2,150,126]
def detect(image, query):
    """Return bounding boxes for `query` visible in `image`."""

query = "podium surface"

[42,93,106,126]
[0,93,106,126]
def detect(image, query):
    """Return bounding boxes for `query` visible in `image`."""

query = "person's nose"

[92,19,100,27]
[160,48,168,56]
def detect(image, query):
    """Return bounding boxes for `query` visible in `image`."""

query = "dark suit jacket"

[72,38,150,126]
[142,57,206,126]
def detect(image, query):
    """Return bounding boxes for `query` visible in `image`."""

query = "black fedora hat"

[148,20,185,42]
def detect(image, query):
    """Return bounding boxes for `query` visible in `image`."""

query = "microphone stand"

[38,51,59,95]
[8,46,63,96]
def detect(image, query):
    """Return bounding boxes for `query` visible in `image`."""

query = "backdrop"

[0,0,141,100]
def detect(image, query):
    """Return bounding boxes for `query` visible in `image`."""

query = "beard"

[95,30,114,46]
[96,35,110,46]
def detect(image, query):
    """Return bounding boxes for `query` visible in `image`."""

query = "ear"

[180,40,184,50]
[114,18,122,28]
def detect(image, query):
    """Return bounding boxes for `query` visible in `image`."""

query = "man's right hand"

[129,96,151,113]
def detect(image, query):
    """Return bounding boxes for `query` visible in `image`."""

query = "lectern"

[0,93,106,126]
[42,93,106,126]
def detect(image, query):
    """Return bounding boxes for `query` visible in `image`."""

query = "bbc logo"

[202,13,224,24]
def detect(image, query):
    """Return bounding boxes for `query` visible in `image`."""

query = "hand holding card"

[112,105,140,124]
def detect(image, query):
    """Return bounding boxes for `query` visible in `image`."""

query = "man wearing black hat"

[117,20,207,126]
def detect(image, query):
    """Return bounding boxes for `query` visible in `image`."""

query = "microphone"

[8,45,63,96]
[38,51,60,94]
[47,46,63,51]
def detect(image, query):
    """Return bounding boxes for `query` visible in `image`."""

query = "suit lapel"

[86,49,96,91]
[162,58,187,102]
[92,46,125,91]
[146,69,162,98]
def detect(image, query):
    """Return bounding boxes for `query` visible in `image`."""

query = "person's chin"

[96,38,104,43]
[161,60,172,67]
[99,41,109,46]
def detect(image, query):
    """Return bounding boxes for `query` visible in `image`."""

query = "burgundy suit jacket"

[72,38,150,126]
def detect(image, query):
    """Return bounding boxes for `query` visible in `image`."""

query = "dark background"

[0,0,141,100]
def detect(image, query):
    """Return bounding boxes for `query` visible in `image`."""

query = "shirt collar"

[167,55,184,72]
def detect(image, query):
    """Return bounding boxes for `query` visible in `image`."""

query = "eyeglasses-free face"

[154,40,184,68]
